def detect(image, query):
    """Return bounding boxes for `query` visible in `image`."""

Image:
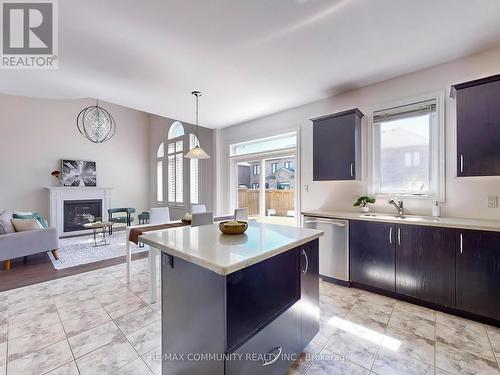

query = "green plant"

[353,196,376,207]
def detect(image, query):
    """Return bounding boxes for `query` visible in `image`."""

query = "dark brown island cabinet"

[311,108,363,181]
[159,240,320,375]
[350,220,500,323]
[452,74,500,177]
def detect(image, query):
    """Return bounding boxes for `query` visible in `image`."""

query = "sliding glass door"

[230,133,298,226]
[236,160,261,220]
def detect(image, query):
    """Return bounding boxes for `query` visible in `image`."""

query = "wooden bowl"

[219,220,248,235]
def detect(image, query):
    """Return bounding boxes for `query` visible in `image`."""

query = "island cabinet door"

[226,248,301,351]
[300,239,319,349]
[349,220,395,292]
[395,225,455,307]
[226,302,301,375]
[456,230,500,320]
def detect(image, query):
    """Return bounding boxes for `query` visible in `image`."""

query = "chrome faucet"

[388,199,404,218]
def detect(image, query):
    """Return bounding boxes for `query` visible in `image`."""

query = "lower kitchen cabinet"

[350,220,395,291]
[456,229,500,321]
[300,239,319,349]
[395,225,455,306]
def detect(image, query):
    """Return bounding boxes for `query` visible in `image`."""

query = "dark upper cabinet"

[395,225,455,307]
[312,109,363,181]
[300,239,319,349]
[456,229,500,321]
[350,220,395,291]
[452,74,500,176]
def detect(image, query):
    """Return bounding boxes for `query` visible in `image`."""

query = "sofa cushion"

[0,210,15,234]
[13,212,48,228]
[11,218,39,232]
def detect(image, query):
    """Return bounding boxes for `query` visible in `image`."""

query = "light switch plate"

[488,196,498,208]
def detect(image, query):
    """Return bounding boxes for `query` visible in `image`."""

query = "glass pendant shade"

[185,90,211,159]
[184,145,210,159]
[77,100,116,143]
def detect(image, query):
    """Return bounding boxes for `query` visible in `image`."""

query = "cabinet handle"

[397,228,401,246]
[389,227,393,244]
[350,163,354,177]
[262,346,282,366]
[302,249,309,274]
[459,233,463,254]
[460,154,464,173]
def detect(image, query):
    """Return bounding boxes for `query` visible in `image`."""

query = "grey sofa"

[0,210,60,271]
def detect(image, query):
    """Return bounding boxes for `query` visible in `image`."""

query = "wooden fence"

[238,188,295,216]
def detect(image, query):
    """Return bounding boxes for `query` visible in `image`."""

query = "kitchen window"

[370,96,444,200]
[252,165,260,175]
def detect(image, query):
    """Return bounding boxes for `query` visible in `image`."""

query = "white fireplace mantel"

[46,187,113,236]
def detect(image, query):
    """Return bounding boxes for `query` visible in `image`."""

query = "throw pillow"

[13,212,48,228]
[11,218,39,232]
[13,211,33,216]
[0,210,15,234]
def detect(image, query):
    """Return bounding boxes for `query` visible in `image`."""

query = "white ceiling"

[2,0,500,128]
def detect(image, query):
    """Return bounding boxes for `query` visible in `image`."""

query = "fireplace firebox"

[63,199,103,232]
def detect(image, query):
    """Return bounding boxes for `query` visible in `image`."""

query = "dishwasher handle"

[304,219,346,227]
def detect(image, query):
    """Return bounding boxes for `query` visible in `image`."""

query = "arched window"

[156,142,164,202]
[166,122,184,204]
[168,121,184,139]
[156,122,201,206]
[190,134,200,204]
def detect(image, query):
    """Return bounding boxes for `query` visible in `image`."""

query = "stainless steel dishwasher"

[303,216,349,284]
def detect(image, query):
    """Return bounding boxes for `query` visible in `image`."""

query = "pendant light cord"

[192,91,202,141]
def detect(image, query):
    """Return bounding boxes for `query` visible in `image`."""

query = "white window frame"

[156,142,165,203]
[367,91,445,202]
[189,134,201,205]
[167,138,184,205]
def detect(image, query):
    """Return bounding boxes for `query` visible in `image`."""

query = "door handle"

[389,227,393,244]
[460,154,464,173]
[302,249,309,274]
[262,346,282,366]
[350,163,354,177]
[397,228,401,246]
[459,233,463,254]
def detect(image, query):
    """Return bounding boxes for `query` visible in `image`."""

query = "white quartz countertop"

[139,222,323,276]
[302,209,500,232]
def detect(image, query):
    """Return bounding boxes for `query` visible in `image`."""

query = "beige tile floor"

[1,258,499,375]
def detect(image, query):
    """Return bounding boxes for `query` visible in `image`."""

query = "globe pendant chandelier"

[77,100,116,143]
[185,91,210,159]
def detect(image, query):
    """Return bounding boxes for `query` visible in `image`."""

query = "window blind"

[374,99,436,124]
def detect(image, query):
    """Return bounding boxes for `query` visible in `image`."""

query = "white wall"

[0,95,151,219]
[217,46,500,220]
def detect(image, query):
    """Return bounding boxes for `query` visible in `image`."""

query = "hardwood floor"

[0,251,148,292]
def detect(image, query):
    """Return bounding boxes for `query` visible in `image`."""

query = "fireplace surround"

[46,187,112,236]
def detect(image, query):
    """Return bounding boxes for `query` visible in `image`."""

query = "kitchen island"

[140,221,323,375]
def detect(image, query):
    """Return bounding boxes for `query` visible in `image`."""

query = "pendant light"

[185,91,210,159]
[76,100,116,143]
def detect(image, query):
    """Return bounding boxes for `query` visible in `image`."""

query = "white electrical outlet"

[488,196,498,208]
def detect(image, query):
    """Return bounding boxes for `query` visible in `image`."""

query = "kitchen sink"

[361,213,439,222]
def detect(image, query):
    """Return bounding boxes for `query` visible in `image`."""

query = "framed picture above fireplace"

[61,160,97,187]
